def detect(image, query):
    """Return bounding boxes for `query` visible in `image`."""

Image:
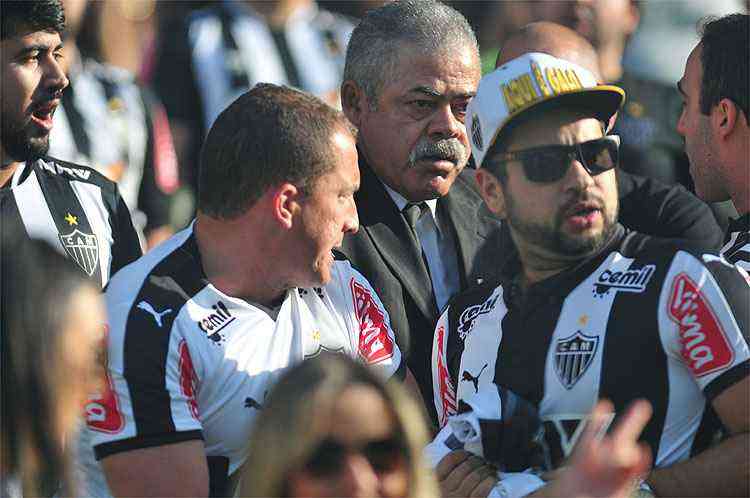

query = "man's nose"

[344,198,359,235]
[427,103,462,140]
[43,55,69,94]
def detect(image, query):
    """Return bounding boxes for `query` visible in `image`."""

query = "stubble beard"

[505,191,619,259]
[1,112,50,163]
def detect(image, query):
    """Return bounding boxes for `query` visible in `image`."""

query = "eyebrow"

[14,42,63,58]
[408,85,475,100]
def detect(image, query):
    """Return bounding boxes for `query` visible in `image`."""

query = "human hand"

[436,450,499,498]
[551,399,653,498]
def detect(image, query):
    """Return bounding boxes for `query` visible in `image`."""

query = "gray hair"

[344,0,479,105]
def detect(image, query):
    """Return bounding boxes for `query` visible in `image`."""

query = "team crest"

[471,113,483,150]
[554,331,599,389]
[59,228,99,276]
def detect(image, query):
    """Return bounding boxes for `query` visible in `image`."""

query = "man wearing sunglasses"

[432,52,750,497]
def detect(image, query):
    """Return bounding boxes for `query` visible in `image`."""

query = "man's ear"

[271,183,303,229]
[713,98,739,141]
[341,80,370,128]
[475,169,506,218]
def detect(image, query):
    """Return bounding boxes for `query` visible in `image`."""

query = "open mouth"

[30,100,58,131]
[565,201,602,229]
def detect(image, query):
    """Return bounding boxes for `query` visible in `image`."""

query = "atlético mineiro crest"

[59,228,99,276]
[554,331,599,389]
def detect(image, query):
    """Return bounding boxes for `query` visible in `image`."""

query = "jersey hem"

[93,429,204,460]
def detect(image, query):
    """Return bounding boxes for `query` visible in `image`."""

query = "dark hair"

[344,0,478,105]
[1,0,65,40]
[197,84,354,219]
[698,14,749,119]
[1,234,94,496]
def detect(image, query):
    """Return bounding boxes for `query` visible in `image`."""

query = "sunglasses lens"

[304,439,347,477]
[363,438,404,473]
[522,150,572,183]
[581,138,618,174]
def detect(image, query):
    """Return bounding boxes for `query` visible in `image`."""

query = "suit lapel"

[356,161,437,322]
[441,175,482,288]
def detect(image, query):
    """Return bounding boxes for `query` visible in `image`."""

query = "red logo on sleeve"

[350,279,395,364]
[668,273,734,377]
[86,325,125,434]
[178,340,200,420]
[436,325,457,427]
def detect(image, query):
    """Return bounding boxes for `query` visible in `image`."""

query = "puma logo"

[461,364,488,393]
[137,301,173,328]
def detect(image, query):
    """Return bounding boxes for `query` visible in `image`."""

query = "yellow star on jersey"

[578,314,589,327]
[64,213,78,226]
[312,330,321,342]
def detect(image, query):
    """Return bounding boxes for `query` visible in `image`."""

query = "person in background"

[50,0,180,249]
[1,235,105,498]
[677,14,749,270]
[242,354,438,498]
[152,0,354,197]
[0,0,142,287]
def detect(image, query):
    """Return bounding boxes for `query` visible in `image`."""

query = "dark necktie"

[402,202,436,311]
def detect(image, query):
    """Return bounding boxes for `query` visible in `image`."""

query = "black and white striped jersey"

[432,226,749,469]
[721,213,749,272]
[78,224,402,497]
[50,59,179,235]
[0,158,142,287]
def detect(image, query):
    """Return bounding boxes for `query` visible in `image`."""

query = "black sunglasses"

[485,135,620,184]
[303,436,405,477]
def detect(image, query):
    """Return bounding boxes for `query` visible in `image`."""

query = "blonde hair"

[240,356,438,498]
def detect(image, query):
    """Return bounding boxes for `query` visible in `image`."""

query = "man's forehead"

[391,45,479,95]
[6,29,62,48]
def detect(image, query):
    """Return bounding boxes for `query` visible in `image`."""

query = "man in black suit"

[339,0,722,426]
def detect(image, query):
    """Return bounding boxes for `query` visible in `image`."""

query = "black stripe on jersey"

[95,430,203,460]
[0,191,29,240]
[689,404,723,457]
[726,249,750,266]
[724,231,749,255]
[33,162,103,284]
[704,360,750,401]
[599,259,672,460]
[122,234,207,437]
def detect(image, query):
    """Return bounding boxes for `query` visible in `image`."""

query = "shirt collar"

[382,181,439,221]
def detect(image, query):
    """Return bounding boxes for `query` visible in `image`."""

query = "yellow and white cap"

[468,52,626,168]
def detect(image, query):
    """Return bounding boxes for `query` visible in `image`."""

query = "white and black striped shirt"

[721,213,749,272]
[0,157,142,287]
[432,226,749,469]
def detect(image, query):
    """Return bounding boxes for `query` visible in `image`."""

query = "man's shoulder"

[106,228,204,311]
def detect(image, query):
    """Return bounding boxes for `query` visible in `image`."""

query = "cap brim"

[489,85,626,152]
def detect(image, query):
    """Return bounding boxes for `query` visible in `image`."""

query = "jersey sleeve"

[343,265,403,380]
[657,251,750,400]
[87,288,203,460]
[432,307,459,428]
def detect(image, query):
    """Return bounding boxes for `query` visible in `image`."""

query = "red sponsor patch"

[668,273,734,377]
[178,340,200,420]
[436,325,457,427]
[350,278,395,364]
[86,325,125,434]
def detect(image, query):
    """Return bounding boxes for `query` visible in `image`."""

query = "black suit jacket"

[341,159,506,421]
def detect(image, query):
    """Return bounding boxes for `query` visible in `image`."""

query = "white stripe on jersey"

[73,181,114,284]
[12,168,62,254]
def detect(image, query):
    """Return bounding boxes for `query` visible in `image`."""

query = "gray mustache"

[408,138,468,168]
